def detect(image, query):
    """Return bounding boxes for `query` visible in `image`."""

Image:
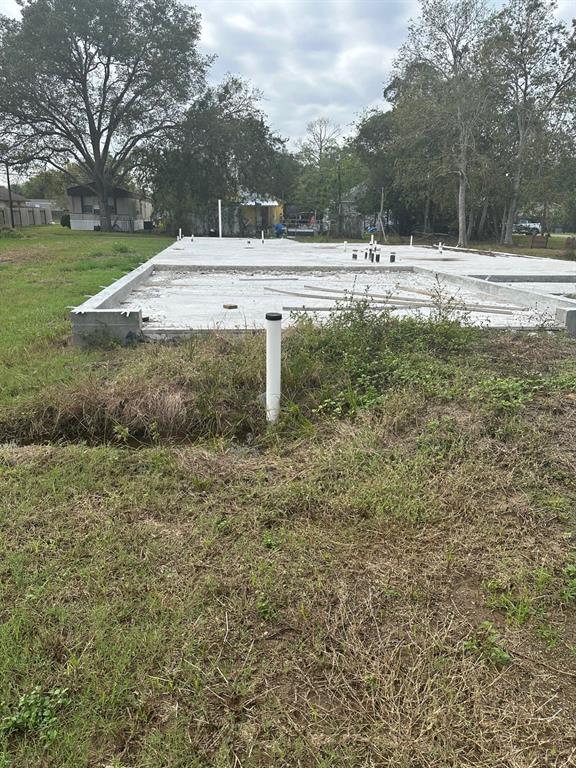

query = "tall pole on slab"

[218,199,222,238]
[265,312,282,423]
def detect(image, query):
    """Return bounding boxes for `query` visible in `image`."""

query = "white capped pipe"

[261,230,264,244]
[344,240,347,251]
[410,235,413,247]
[439,241,443,254]
[218,199,222,238]
[265,312,282,423]
[178,227,182,240]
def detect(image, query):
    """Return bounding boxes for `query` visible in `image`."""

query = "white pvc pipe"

[344,240,347,251]
[178,227,182,240]
[261,230,264,244]
[265,312,282,423]
[410,235,413,247]
[439,241,443,254]
[218,199,222,238]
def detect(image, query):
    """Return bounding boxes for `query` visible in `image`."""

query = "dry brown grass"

[2,327,576,766]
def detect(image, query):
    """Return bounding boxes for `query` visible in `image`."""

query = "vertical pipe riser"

[265,313,282,423]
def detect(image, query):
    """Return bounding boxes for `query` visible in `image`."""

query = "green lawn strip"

[0,228,172,406]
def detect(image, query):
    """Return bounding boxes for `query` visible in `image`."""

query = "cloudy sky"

[0,0,574,143]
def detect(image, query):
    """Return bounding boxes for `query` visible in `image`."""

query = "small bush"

[60,213,71,228]
[0,226,24,239]
[112,241,133,254]
[1,686,69,743]
[463,622,511,667]
[0,302,477,445]
[471,376,539,415]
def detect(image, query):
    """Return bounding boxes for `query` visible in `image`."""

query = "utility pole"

[337,155,342,238]
[5,161,15,229]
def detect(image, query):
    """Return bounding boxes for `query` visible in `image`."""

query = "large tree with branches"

[394,0,491,246]
[0,0,208,230]
[485,0,576,245]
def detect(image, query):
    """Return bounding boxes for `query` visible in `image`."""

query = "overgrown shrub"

[0,301,478,445]
[0,226,24,239]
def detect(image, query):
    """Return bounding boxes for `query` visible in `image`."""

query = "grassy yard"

[0,226,173,407]
[1,228,576,766]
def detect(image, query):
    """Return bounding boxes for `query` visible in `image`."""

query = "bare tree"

[299,118,341,167]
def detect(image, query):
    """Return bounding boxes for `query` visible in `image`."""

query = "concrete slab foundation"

[71,238,576,345]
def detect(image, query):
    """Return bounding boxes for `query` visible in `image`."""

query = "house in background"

[67,185,153,232]
[238,193,283,233]
[183,193,283,237]
[0,186,53,227]
[25,198,67,224]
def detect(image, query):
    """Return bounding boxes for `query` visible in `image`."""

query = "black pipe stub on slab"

[266,312,283,321]
[390,252,396,263]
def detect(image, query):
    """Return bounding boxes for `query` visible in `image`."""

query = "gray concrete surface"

[70,238,576,344]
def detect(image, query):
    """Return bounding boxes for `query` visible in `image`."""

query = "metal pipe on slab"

[265,312,282,423]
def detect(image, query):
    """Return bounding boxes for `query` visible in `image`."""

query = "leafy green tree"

[384,64,458,235]
[0,0,208,230]
[484,0,576,244]
[292,118,365,234]
[147,76,288,232]
[351,109,395,217]
[392,0,492,246]
[18,169,69,207]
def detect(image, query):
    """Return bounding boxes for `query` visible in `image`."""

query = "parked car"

[513,219,542,235]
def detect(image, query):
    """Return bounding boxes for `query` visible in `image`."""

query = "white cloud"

[556,0,575,22]
[0,0,19,16]
[4,0,572,143]
[191,0,412,141]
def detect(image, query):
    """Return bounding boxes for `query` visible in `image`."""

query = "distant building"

[183,193,283,236]
[238,194,283,232]
[67,185,153,232]
[25,199,67,224]
[0,186,53,227]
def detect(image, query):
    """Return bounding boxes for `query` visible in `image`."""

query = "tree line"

[1,0,574,242]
